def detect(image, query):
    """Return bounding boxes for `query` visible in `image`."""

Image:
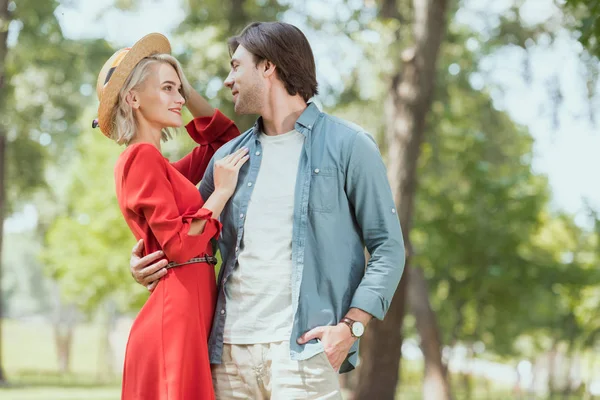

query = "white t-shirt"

[223,129,304,344]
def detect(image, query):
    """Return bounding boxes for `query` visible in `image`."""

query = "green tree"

[353,0,451,397]
[40,108,141,374]
[174,0,288,131]
[34,0,600,395]
[0,0,113,380]
[318,1,598,398]
[336,0,600,396]
[0,0,10,381]
[41,121,138,314]
[563,0,600,58]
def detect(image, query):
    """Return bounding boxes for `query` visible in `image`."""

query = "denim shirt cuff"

[349,287,389,320]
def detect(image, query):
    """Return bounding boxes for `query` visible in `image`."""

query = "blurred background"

[0,0,599,399]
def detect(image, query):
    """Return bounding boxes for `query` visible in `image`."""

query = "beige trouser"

[212,341,342,400]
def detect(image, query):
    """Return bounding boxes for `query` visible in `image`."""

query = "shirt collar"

[252,102,321,137]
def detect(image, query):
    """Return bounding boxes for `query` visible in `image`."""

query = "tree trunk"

[408,267,452,400]
[96,301,116,382]
[582,355,595,400]
[548,341,558,398]
[0,133,5,386]
[53,303,77,374]
[0,0,10,384]
[445,297,465,385]
[339,371,357,399]
[354,0,449,398]
[462,345,474,400]
[53,325,73,373]
[355,277,408,399]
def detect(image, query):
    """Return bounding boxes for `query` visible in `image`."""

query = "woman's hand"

[213,148,249,196]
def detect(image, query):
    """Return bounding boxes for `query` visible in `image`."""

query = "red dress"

[114,110,239,400]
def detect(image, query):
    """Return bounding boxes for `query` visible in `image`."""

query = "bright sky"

[5,0,599,231]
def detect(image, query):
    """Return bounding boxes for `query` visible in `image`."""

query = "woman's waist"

[165,255,218,269]
[142,236,216,265]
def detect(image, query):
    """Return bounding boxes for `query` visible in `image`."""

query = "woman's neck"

[128,118,162,150]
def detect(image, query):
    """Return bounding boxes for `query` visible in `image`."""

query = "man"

[130,22,405,399]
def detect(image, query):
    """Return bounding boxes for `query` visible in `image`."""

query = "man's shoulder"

[316,112,376,147]
[213,126,255,159]
[320,113,365,135]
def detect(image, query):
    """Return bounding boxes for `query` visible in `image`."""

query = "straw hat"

[94,33,171,137]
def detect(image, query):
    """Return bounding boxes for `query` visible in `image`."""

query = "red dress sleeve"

[123,144,222,263]
[171,109,240,185]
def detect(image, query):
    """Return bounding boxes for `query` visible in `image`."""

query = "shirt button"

[235,246,239,252]
[255,151,261,156]
[314,168,320,174]
[240,213,244,219]
[247,182,253,187]
[220,309,225,315]
[392,208,396,214]
[308,125,312,129]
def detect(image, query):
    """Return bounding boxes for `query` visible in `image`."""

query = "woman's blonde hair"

[109,54,190,145]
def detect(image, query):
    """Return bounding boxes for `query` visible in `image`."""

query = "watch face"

[352,321,365,337]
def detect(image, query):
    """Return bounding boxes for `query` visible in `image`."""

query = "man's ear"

[126,90,140,109]
[262,60,276,78]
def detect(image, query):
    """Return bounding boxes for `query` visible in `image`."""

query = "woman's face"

[134,62,185,129]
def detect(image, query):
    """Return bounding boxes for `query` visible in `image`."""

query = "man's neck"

[261,93,307,136]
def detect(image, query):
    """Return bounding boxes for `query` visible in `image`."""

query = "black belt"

[166,256,218,269]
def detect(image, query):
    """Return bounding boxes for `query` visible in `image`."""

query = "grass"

[2,319,107,374]
[0,386,120,400]
[0,318,585,399]
[1,318,121,399]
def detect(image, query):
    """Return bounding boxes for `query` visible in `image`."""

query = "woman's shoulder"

[122,142,164,159]
[115,143,167,176]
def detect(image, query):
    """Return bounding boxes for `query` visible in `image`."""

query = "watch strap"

[341,317,357,337]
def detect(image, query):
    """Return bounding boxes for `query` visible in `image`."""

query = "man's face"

[224,45,265,115]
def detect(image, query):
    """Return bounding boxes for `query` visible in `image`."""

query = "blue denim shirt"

[199,103,405,372]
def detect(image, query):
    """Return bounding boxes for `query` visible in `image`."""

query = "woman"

[94,33,247,399]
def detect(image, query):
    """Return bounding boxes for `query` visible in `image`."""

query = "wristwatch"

[341,317,365,338]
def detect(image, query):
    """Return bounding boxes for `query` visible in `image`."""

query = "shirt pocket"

[308,167,338,214]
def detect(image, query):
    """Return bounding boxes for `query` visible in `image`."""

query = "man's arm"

[345,131,405,319]
[129,239,168,292]
[298,131,405,370]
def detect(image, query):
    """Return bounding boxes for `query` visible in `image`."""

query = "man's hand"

[130,239,168,292]
[297,324,356,371]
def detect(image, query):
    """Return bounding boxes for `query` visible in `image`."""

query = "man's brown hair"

[229,22,319,102]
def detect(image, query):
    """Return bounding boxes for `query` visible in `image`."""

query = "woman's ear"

[126,90,140,109]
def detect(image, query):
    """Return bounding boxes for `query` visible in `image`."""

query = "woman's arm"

[187,147,250,235]
[125,146,248,292]
[171,110,240,185]
[187,190,231,235]
[124,144,224,264]
[185,85,215,118]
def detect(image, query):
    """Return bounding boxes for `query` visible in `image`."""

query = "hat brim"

[97,33,171,136]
